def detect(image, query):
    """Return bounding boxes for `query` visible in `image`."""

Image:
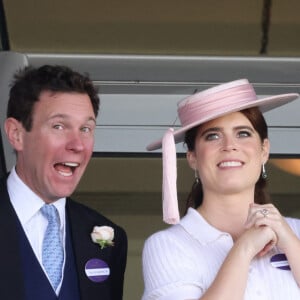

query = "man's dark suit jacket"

[0,176,127,300]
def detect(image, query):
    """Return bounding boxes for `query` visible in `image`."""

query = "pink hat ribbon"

[162,128,180,224]
[161,82,255,225]
[179,83,256,127]
[157,79,299,224]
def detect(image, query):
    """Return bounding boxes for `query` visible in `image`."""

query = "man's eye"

[53,124,63,130]
[81,126,91,133]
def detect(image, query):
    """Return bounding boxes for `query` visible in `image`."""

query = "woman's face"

[187,111,269,195]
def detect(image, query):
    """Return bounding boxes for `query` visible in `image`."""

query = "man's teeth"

[55,162,79,177]
[219,161,242,167]
[58,170,73,177]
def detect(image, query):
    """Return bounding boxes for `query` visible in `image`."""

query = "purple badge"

[85,258,110,282]
[270,253,291,270]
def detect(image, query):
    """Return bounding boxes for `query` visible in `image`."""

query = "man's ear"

[186,151,197,170]
[4,118,24,151]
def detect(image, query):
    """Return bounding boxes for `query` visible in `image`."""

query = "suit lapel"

[66,199,113,300]
[0,177,25,299]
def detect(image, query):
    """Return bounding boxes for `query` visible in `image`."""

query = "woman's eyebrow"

[234,125,255,132]
[199,127,221,137]
[199,125,255,137]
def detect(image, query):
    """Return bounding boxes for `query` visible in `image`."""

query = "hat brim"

[147,93,299,151]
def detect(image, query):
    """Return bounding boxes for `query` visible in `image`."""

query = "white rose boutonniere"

[91,226,114,249]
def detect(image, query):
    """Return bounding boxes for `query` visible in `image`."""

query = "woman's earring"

[262,163,267,179]
[195,168,200,183]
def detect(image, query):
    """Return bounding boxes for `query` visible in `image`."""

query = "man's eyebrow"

[48,114,96,124]
[87,116,97,124]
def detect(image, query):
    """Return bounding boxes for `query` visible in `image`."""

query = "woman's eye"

[238,130,251,138]
[205,133,219,141]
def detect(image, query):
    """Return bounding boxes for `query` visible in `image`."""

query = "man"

[0,65,127,300]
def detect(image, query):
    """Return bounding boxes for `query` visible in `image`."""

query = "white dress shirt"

[142,207,300,300]
[7,167,66,294]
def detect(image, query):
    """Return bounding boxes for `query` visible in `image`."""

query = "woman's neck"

[197,192,254,240]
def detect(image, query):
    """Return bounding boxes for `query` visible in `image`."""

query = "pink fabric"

[147,79,298,151]
[178,82,256,126]
[149,79,299,224]
[162,128,180,224]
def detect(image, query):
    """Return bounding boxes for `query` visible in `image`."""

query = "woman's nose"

[221,136,237,151]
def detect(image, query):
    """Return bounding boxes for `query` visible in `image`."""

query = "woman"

[142,79,300,299]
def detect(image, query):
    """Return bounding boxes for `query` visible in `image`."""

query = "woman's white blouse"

[142,208,300,300]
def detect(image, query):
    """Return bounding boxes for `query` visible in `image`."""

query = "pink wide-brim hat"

[147,79,299,151]
[146,79,299,224]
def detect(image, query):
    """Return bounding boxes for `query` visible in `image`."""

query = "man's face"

[14,91,96,203]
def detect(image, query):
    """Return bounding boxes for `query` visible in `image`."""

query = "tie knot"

[41,204,59,224]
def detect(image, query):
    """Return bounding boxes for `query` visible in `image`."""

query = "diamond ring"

[260,208,269,217]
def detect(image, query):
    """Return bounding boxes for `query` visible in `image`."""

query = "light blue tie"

[41,204,64,291]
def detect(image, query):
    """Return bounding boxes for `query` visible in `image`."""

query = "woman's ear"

[262,138,270,164]
[186,151,197,170]
[4,118,24,151]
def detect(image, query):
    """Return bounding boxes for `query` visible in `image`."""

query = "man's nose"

[66,132,85,152]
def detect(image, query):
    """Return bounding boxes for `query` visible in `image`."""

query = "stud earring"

[262,163,267,179]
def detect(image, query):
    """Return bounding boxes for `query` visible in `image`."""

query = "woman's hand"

[237,223,277,258]
[244,203,296,253]
[244,203,300,286]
